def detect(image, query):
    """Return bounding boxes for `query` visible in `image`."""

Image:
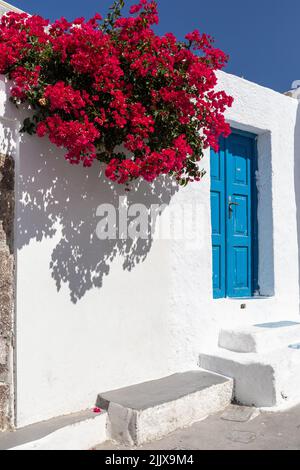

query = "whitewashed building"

[1,0,300,450]
[0,0,21,16]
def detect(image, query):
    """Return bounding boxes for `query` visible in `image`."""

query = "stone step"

[97,371,233,446]
[219,321,300,354]
[0,409,107,450]
[199,345,300,408]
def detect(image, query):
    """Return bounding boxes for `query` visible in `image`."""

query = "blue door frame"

[210,129,258,299]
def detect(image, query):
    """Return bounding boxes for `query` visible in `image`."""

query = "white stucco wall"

[0,72,299,427]
[0,1,23,16]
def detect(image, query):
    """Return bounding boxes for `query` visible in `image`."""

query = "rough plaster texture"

[0,152,14,431]
[0,70,299,427]
[98,371,233,446]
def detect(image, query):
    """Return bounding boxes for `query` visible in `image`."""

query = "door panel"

[210,138,226,299]
[233,195,248,236]
[212,246,222,291]
[226,134,253,298]
[211,131,256,299]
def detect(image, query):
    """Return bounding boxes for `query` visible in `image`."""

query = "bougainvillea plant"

[0,0,233,186]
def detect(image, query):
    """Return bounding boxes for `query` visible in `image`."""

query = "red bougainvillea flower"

[0,0,233,186]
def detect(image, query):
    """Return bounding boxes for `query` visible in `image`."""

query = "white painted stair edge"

[219,321,300,354]
[0,371,234,449]
[0,410,108,450]
[199,345,300,408]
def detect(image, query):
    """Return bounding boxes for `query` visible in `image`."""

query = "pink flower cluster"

[0,1,233,185]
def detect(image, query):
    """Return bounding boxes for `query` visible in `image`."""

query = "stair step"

[97,371,233,446]
[199,345,300,408]
[0,409,107,450]
[219,321,300,354]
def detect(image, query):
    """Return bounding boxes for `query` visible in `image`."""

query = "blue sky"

[10,0,300,92]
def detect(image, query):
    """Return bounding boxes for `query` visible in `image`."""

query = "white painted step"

[0,409,107,450]
[219,321,300,354]
[97,371,233,446]
[199,345,300,408]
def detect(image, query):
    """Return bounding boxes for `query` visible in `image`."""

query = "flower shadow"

[16,132,178,303]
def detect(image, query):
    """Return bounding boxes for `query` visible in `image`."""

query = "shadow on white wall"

[15,131,178,303]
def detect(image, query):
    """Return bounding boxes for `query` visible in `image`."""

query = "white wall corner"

[284,81,300,100]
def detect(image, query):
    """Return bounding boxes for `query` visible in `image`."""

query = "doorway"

[210,130,258,299]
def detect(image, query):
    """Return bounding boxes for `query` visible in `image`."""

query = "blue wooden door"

[210,131,257,299]
[211,137,226,298]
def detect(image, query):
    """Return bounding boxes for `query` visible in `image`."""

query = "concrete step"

[0,409,107,450]
[199,345,300,408]
[219,321,300,354]
[97,371,233,446]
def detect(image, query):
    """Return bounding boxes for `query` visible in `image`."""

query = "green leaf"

[20,118,36,135]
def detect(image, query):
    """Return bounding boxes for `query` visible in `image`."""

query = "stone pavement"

[95,404,300,450]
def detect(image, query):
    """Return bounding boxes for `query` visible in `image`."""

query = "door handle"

[228,201,239,219]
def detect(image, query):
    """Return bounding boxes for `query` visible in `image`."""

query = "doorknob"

[228,201,239,219]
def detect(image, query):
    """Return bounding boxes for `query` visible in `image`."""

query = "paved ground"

[95,404,300,450]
